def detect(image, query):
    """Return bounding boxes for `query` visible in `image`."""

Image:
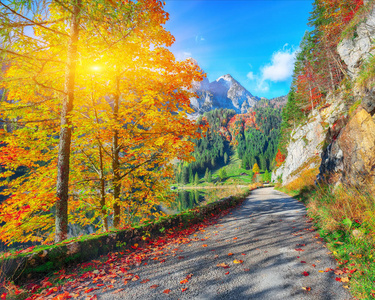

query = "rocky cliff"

[274,3,375,192]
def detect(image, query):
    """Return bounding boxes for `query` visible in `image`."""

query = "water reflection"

[170,190,202,212]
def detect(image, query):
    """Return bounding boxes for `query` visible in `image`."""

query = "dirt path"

[44,188,352,300]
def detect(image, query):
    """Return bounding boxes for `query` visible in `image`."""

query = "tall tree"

[0,0,204,244]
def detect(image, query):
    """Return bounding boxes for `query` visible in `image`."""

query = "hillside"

[175,103,282,185]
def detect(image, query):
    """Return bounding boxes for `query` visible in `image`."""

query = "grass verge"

[277,183,375,299]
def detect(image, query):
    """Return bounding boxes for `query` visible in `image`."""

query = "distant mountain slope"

[188,59,260,117]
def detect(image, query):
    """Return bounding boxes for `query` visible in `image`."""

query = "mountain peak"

[217,74,235,81]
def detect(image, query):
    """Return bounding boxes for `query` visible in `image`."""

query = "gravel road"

[90,187,352,300]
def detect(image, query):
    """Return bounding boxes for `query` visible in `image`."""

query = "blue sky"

[164,0,314,99]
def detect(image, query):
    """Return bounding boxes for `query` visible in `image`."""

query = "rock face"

[337,5,375,78]
[320,108,375,188]
[275,3,375,191]
[274,98,346,185]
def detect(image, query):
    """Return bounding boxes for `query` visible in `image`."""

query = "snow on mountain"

[188,62,260,116]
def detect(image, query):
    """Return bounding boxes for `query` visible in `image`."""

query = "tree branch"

[0,1,69,37]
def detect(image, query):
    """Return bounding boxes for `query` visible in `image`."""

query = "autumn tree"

[275,149,286,167]
[252,163,260,174]
[0,0,204,244]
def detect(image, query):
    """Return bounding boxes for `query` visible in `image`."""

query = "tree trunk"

[55,0,81,243]
[112,77,121,228]
[99,146,108,231]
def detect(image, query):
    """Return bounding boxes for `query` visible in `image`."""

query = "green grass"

[175,152,256,188]
[211,152,254,184]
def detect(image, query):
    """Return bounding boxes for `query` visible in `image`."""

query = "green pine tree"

[218,168,227,181]
[207,171,212,183]
[194,172,199,186]
[204,168,209,181]
[181,167,189,185]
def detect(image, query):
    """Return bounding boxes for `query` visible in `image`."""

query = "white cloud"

[260,49,296,82]
[247,71,255,80]
[256,80,269,92]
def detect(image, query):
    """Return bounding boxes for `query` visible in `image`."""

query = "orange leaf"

[233,260,243,264]
[217,263,230,269]
[163,289,171,294]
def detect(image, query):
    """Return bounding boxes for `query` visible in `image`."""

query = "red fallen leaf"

[241,253,246,255]
[150,284,159,289]
[233,237,238,240]
[181,288,188,292]
[88,296,97,300]
[244,268,250,271]
[180,279,188,284]
[160,259,166,263]
[295,248,305,252]
[141,279,150,284]
[225,272,229,275]
[302,287,312,291]
[186,273,193,279]
[335,277,341,282]
[178,256,185,259]
[325,268,333,272]
[84,288,94,294]
[163,289,171,294]
[132,275,140,281]
[112,288,125,294]
[301,261,306,263]
[228,253,233,256]
[202,244,208,247]
[217,263,230,269]
[1,293,6,300]
[302,272,309,276]
[349,268,357,274]
[97,284,105,287]
[312,264,316,268]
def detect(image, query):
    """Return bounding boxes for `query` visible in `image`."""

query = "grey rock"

[362,88,375,115]
[337,5,375,78]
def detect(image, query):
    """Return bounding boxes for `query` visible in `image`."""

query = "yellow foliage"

[284,167,319,193]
